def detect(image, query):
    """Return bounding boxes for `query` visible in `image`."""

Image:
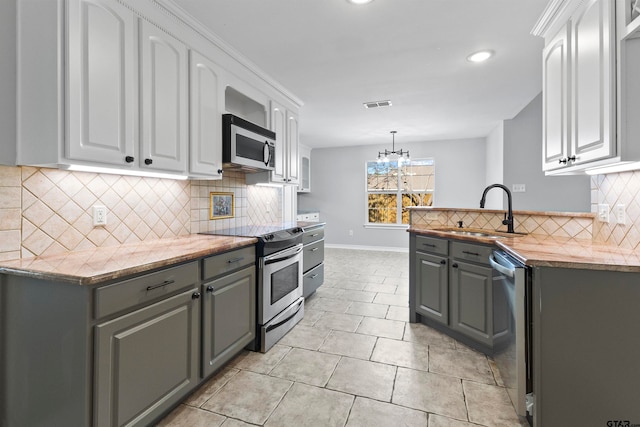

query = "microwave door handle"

[263,141,271,166]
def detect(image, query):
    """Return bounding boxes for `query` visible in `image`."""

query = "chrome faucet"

[479,184,514,233]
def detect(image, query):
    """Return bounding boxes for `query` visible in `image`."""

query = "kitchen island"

[0,234,258,427]
[409,211,640,427]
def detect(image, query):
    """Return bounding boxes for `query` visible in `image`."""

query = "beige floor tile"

[326,357,396,401]
[328,279,367,291]
[269,348,340,387]
[381,276,408,286]
[363,283,397,294]
[352,274,386,284]
[429,346,495,385]
[371,337,429,371]
[226,345,291,375]
[265,383,354,427]
[340,289,377,302]
[220,418,255,427]
[314,312,363,332]
[429,413,480,427]
[386,305,410,321]
[345,396,428,427]
[277,324,330,350]
[392,367,467,421]
[394,285,409,296]
[318,330,377,360]
[463,380,524,427]
[156,404,226,427]
[305,296,352,313]
[201,371,292,425]
[314,287,344,299]
[298,307,324,326]
[184,367,240,407]
[403,322,456,349]
[356,317,405,340]
[373,292,408,307]
[345,301,389,319]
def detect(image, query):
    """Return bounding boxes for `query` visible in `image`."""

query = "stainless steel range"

[201,224,304,352]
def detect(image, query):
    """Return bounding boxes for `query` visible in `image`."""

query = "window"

[366,159,434,225]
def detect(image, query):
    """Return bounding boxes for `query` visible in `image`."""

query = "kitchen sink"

[434,228,527,239]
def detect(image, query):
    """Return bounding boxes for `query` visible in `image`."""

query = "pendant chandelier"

[377,131,410,164]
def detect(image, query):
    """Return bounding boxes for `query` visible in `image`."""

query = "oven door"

[260,244,303,323]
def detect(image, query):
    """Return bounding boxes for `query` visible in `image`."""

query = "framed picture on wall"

[209,192,234,220]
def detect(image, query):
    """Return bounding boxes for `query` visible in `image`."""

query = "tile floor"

[158,248,527,427]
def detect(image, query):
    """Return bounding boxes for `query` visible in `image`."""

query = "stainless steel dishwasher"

[489,250,531,422]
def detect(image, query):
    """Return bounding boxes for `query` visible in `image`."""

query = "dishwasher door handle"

[489,253,515,278]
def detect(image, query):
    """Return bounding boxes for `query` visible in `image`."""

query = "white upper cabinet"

[139,20,188,174]
[570,0,615,165]
[266,100,299,185]
[189,50,223,179]
[67,0,136,166]
[542,24,570,171]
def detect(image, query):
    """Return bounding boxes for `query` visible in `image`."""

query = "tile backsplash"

[591,170,640,249]
[0,165,282,261]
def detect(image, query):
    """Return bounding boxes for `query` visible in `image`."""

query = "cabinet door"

[542,24,570,171]
[450,260,493,346]
[202,266,256,377]
[571,0,615,164]
[94,288,200,427]
[189,50,223,178]
[415,251,448,325]
[140,20,188,173]
[270,100,287,183]
[286,110,300,184]
[67,0,136,166]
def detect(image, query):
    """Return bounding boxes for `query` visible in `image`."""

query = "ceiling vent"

[363,100,392,109]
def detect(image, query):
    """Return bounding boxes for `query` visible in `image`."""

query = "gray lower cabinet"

[410,233,509,354]
[415,250,448,325]
[202,266,256,377]
[94,288,200,427]
[302,224,325,298]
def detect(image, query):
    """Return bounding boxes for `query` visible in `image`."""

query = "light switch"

[598,204,610,223]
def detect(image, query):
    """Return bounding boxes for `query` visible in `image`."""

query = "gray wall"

[298,138,487,249]
[504,93,591,212]
[0,0,16,165]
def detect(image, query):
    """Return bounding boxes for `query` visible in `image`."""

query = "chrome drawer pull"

[146,280,175,291]
[310,274,319,279]
[310,248,319,252]
[227,257,244,264]
[311,233,320,237]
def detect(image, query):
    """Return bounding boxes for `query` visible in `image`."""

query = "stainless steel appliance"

[222,114,276,172]
[201,224,304,352]
[489,250,532,424]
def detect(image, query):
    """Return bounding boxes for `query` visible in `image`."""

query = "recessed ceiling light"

[347,0,374,4]
[467,50,494,63]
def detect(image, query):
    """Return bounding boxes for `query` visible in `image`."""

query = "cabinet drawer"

[94,261,198,319]
[451,241,493,265]
[303,263,324,298]
[302,227,324,244]
[202,246,256,281]
[303,240,324,272]
[415,235,448,256]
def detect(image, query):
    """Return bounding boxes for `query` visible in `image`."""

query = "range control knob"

[264,234,275,241]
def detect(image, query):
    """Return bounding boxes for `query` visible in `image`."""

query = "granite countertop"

[0,235,258,286]
[409,227,640,272]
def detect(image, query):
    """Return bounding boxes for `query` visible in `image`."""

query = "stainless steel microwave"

[222,114,276,172]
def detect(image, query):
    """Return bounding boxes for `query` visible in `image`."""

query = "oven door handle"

[265,298,304,333]
[264,245,303,265]
[489,253,515,278]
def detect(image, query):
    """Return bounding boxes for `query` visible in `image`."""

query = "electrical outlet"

[512,184,526,193]
[93,205,107,226]
[616,204,626,225]
[349,229,354,236]
[598,204,610,223]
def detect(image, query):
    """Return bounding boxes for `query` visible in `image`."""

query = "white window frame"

[364,158,435,227]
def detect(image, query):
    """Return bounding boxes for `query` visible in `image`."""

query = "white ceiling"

[172,0,549,149]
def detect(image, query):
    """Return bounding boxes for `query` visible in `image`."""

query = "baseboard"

[324,243,409,253]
